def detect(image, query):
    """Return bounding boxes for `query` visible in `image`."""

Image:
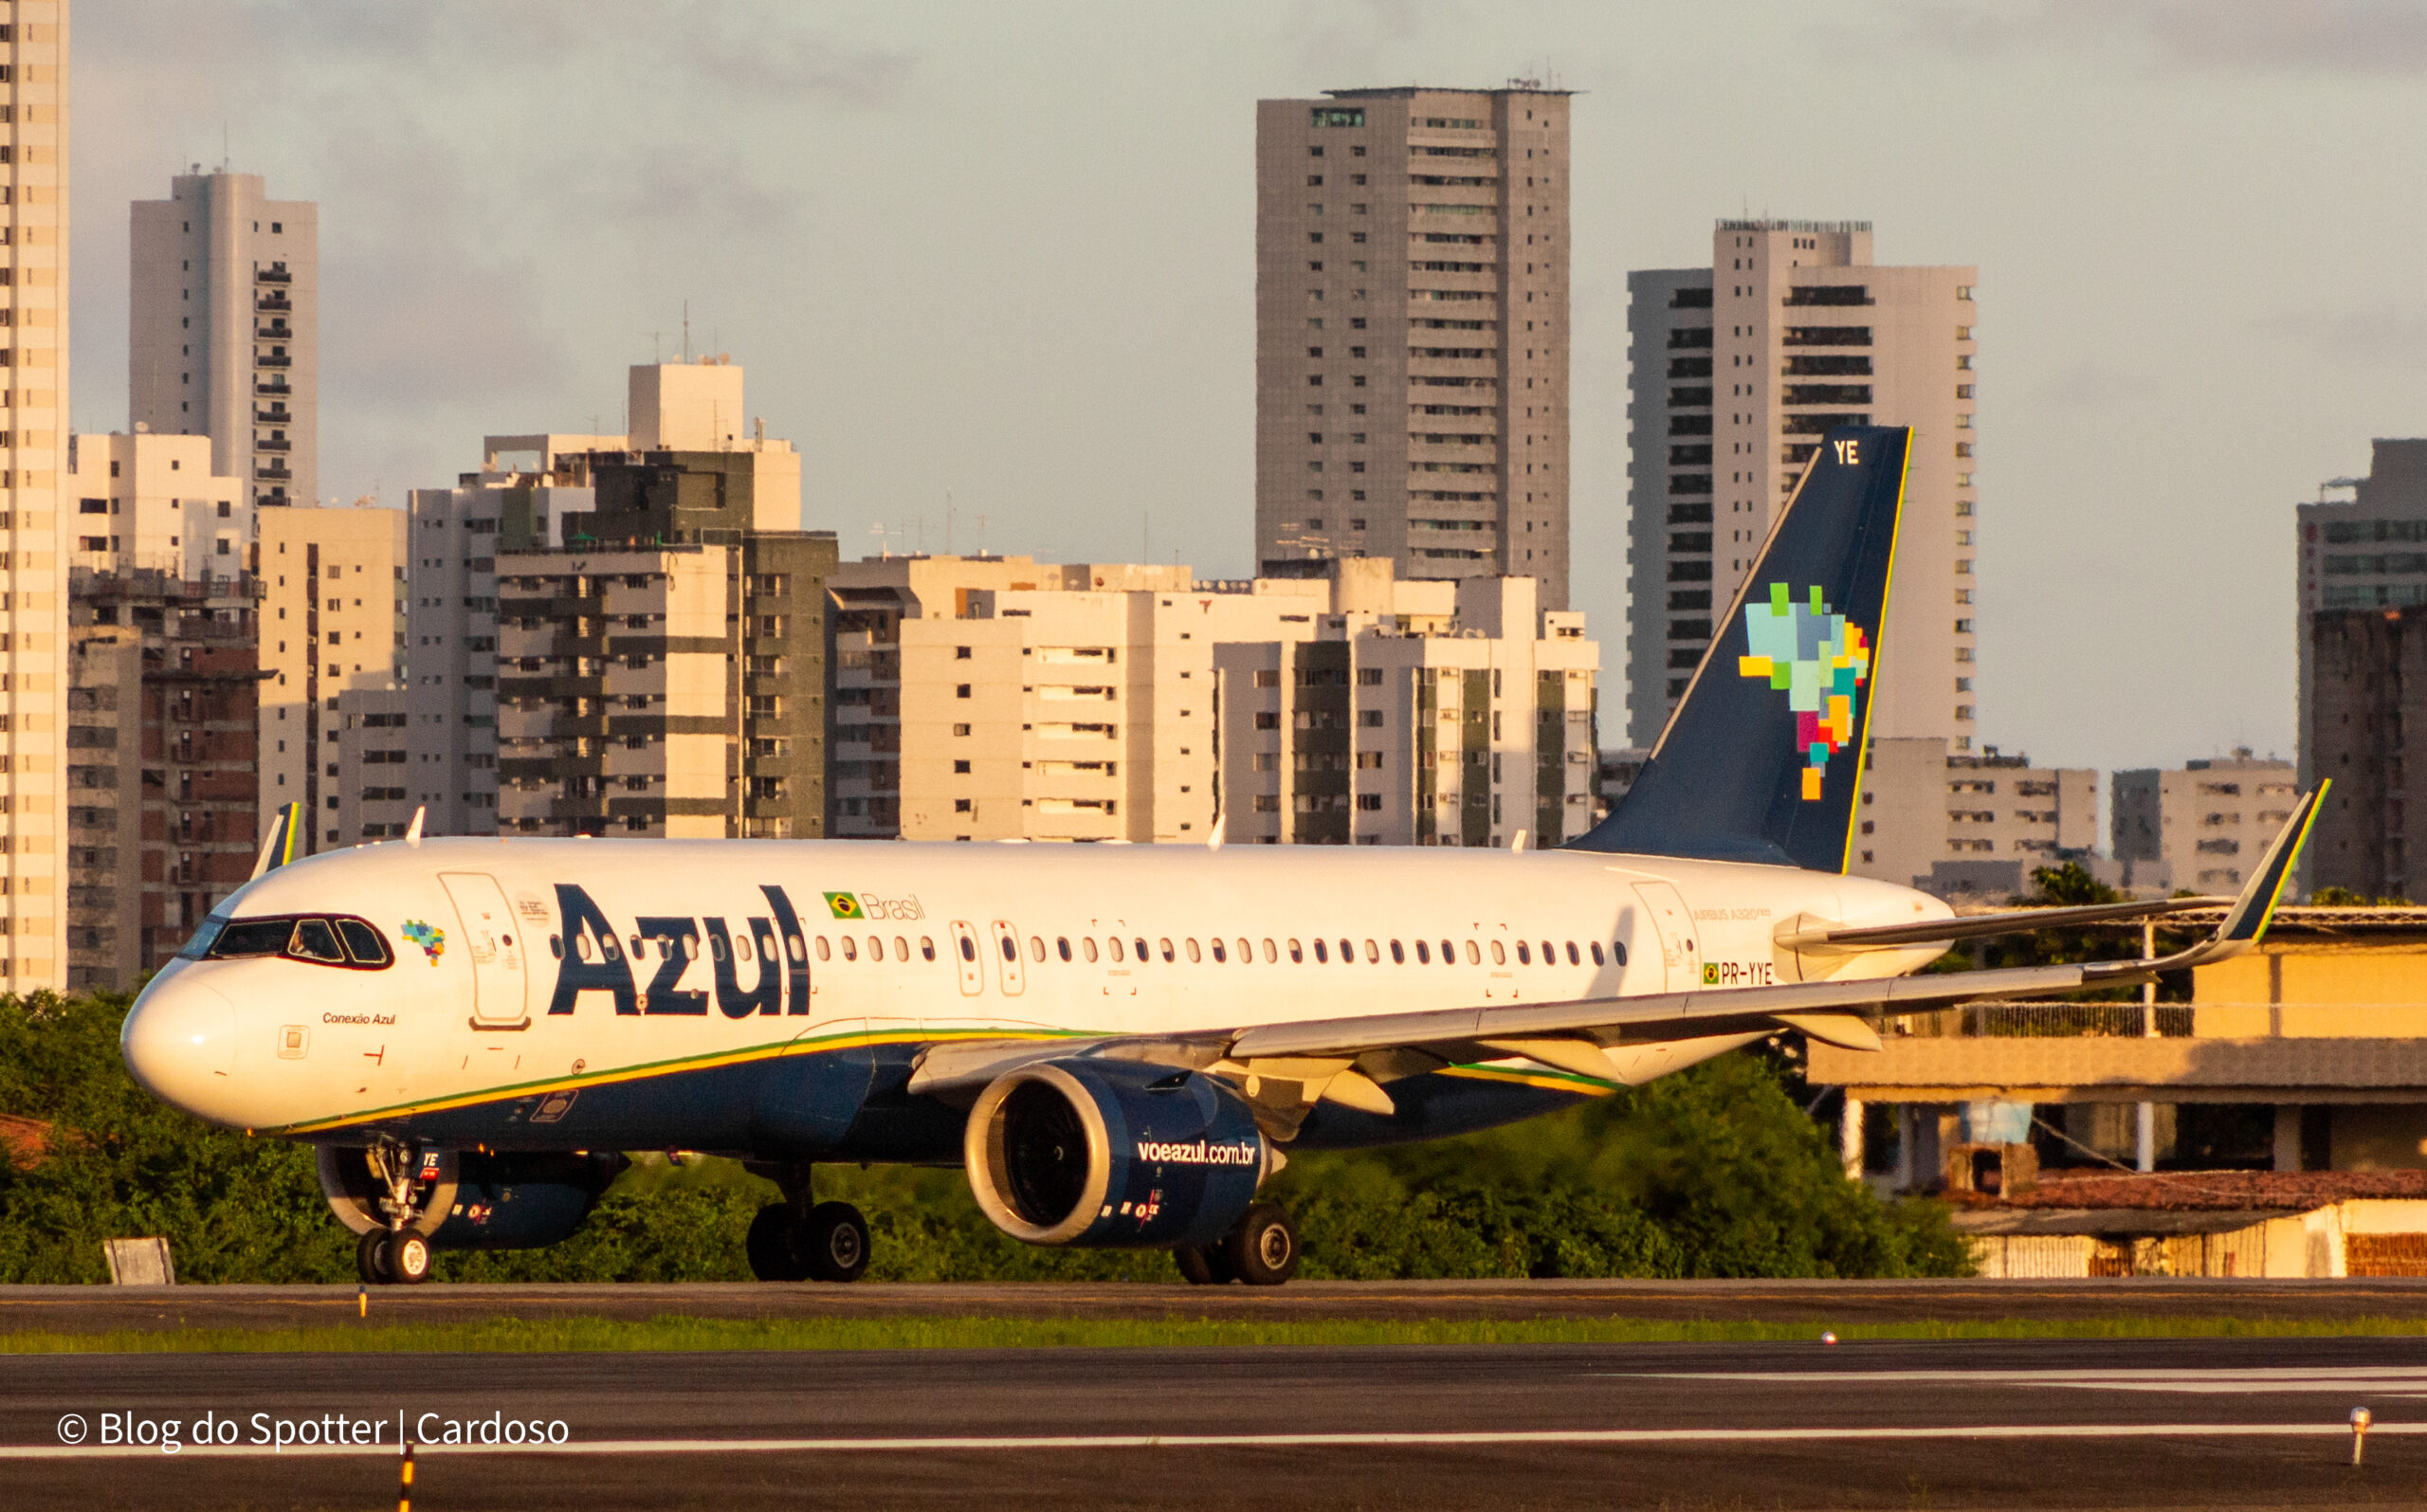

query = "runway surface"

[10,1275,2427,1332]
[10,1336,2427,1509]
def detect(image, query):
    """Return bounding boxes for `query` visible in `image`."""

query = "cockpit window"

[338,920,392,967]
[191,914,396,971]
[207,919,295,958]
[290,920,347,963]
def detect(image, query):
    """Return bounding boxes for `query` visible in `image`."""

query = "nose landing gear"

[353,1138,440,1285]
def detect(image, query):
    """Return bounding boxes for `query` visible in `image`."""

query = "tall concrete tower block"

[130,171,318,510]
[0,1,72,989]
[1255,87,1571,609]
[1626,222,1977,750]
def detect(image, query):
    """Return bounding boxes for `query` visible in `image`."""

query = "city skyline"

[59,2,2427,776]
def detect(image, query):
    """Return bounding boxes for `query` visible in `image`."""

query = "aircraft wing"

[1773,894,2228,953]
[910,788,2323,1113]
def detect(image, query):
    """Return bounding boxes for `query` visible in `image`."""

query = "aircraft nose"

[121,974,242,1123]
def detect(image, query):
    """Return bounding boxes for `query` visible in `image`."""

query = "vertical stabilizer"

[1572,426,1909,871]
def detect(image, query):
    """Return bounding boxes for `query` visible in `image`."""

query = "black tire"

[746,1203,812,1283]
[356,1230,392,1285]
[1173,1245,1236,1285]
[800,1201,871,1284]
[390,1232,433,1285]
[1221,1202,1300,1286]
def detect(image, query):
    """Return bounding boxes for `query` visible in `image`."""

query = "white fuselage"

[122,837,1951,1149]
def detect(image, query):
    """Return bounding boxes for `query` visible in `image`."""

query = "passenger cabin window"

[1516,942,1531,965]
[1388,939,1403,963]
[1491,941,1507,965]
[1109,937,1125,963]
[1030,936,1046,962]
[192,914,393,970]
[1589,941,1604,965]
[1314,939,1329,963]
[1415,940,1431,964]
[1611,940,1628,966]
[1083,938,1100,963]
[1058,938,1073,961]
[895,936,910,960]
[1209,938,1225,962]
[816,937,832,961]
[922,938,938,961]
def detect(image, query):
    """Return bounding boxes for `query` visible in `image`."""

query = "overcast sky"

[66,1,2427,773]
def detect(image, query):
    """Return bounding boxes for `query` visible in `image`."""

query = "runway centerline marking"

[5,1423,2424,1460]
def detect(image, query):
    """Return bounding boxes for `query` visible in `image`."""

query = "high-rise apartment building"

[406,434,611,836]
[1626,223,1978,750]
[469,360,829,839]
[1852,738,2097,899]
[1214,570,1597,847]
[1254,86,1571,607]
[829,554,1597,847]
[0,2,74,990]
[66,429,247,581]
[130,170,316,508]
[65,569,258,991]
[258,503,406,852]
[2305,609,2426,900]
[2112,752,2300,896]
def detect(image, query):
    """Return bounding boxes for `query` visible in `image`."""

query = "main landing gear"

[1175,1201,1301,1287]
[744,1166,871,1283]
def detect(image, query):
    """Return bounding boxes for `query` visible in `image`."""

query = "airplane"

[119,426,2325,1286]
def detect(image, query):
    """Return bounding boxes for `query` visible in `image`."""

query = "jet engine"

[962,1058,1273,1248]
[318,1146,624,1251]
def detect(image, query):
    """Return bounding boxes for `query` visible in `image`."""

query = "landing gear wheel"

[746,1202,812,1282]
[1173,1245,1237,1285]
[356,1230,393,1285]
[390,1232,433,1285]
[801,1201,871,1284]
[1221,1202,1300,1287]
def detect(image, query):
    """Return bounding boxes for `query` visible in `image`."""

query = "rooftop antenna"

[651,331,662,364]
[221,120,229,173]
[870,520,890,559]
[682,301,691,363]
[976,514,988,556]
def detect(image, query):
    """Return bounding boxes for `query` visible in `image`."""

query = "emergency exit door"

[441,872,529,1024]
[949,920,985,996]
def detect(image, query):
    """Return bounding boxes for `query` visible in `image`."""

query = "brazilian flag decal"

[824,892,863,920]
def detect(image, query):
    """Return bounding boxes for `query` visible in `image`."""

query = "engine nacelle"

[963,1059,1271,1248]
[318,1146,623,1251]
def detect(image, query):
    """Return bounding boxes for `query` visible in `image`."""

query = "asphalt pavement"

[10,1275,2427,1332]
[9,1335,2427,1509]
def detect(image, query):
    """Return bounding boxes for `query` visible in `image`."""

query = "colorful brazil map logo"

[1735,582,1871,802]
[399,920,446,964]
[824,892,863,920]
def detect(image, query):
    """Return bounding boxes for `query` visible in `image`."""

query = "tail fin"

[1573,425,1909,871]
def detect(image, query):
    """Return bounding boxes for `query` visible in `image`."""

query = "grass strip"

[9,1313,2427,1355]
